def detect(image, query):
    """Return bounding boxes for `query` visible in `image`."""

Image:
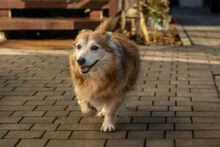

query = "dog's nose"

[77,58,86,65]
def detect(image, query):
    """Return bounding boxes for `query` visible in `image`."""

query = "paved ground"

[0,8,220,147]
[172,8,220,48]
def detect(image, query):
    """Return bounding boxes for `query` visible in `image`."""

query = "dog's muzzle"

[80,60,99,74]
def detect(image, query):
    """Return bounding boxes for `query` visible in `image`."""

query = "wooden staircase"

[0,0,116,31]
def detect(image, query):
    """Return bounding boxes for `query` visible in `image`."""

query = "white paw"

[97,109,105,117]
[101,122,115,132]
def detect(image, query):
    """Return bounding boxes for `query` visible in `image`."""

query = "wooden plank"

[25,1,67,8]
[109,0,119,16]
[90,10,103,19]
[0,18,101,30]
[74,20,100,29]
[0,10,10,18]
[0,0,25,9]
[67,0,108,9]
[0,0,108,9]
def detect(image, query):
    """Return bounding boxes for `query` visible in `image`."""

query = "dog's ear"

[79,29,87,33]
[72,40,77,50]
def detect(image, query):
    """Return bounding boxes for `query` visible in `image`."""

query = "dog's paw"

[97,109,105,117]
[82,108,97,116]
[101,122,115,132]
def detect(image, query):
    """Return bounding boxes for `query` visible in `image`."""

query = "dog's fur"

[69,17,140,132]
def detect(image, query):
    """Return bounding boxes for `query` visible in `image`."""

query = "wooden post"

[120,0,126,32]
[135,0,142,43]
[0,9,10,42]
[89,10,103,19]
[109,0,119,17]
[136,0,149,44]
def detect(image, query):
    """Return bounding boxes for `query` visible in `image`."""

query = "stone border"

[174,19,192,46]
[214,75,220,98]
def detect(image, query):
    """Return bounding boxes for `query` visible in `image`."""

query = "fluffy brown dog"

[69,17,140,132]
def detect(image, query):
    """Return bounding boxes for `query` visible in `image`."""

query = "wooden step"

[0,18,101,30]
[0,0,109,9]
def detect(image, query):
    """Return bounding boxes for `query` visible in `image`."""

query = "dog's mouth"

[80,60,99,74]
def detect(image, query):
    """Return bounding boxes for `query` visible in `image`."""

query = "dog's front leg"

[80,100,97,116]
[101,101,121,132]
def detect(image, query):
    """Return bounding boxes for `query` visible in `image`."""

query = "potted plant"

[142,0,171,31]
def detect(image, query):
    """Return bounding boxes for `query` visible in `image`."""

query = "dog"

[69,15,140,132]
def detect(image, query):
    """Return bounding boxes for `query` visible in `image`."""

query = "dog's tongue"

[81,66,89,72]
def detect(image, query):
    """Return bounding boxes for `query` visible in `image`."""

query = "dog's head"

[72,30,119,75]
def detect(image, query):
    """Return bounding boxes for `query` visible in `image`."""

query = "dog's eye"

[91,45,99,51]
[76,44,81,50]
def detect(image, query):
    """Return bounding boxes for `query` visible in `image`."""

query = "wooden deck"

[0,0,113,31]
[0,0,109,9]
[0,18,101,30]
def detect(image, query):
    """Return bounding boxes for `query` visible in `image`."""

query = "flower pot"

[147,17,169,31]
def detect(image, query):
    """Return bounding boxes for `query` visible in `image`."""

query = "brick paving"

[0,44,220,147]
[0,8,220,147]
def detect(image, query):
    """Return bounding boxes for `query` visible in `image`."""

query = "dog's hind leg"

[101,101,121,132]
[80,101,97,116]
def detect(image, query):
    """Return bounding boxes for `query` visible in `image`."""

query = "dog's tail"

[95,11,121,32]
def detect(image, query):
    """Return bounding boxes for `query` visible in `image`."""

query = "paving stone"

[0,111,14,117]
[149,124,173,131]
[58,124,100,131]
[117,124,147,131]
[55,117,81,124]
[193,117,220,123]
[0,106,35,111]
[0,124,32,130]
[194,131,220,138]
[154,101,175,106]
[17,139,48,147]
[5,131,44,139]
[25,100,55,105]
[21,117,56,124]
[44,111,69,117]
[176,124,220,130]
[166,131,192,139]
[0,117,22,123]
[133,117,165,123]
[106,139,144,147]
[32,124,58,130]
[0,139,19,147]
[0,131,7,138]
[12,111,45,117]
[47,140,105,147]
[169,106,192,111]
[146,139,173,147]
[35,106,66,111]
[0,100,26,105]
[151,112,175,117]
[68,111,82,116]
[138,106,168,111]
[176,139,220,147]
[128,131,164,139]
[43,131,71,139]
[71,131,126,139]
[167,117,191,123]
[177,112,220,117]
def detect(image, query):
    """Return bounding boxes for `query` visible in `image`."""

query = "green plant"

[142,0,170,26]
